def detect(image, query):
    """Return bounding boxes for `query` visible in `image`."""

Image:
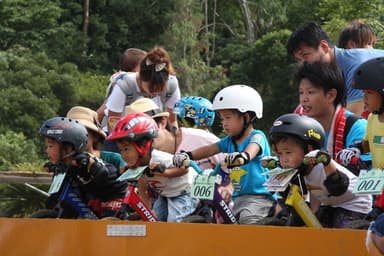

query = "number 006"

[193,186,212,197]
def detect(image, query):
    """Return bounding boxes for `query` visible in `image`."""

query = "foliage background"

[0,0,383,216]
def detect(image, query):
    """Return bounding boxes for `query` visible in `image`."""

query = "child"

[106,112,197,222]
[269,113,372,228]
[67,106,126,174]
[173,85,274,224]
[39,117,127,218]
[338,57,384,220]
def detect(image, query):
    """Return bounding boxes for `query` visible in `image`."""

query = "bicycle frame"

[187,160,237,224]
[57,175,98,219]
[116,166,158,222]
[285,183,322,228]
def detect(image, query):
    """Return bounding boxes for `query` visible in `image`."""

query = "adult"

[293,61,370,173]
[105,46,181,132]
[338,20,377,119]
[96,48,147,128]
[338,20,376,49]
[287,22,384,116]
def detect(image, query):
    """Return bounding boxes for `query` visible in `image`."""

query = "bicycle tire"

[29,209,59,218]
[182,215,210,223]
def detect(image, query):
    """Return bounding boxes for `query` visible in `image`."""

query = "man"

[287,22,384,116]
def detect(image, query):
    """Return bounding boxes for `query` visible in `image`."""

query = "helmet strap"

[231,113,253,141]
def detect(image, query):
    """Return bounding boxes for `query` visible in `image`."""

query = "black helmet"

[353,57,384,95]
[270,113,325,149]
[39,117,88,153]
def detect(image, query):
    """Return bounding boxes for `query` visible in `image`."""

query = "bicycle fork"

[285,184,322,228]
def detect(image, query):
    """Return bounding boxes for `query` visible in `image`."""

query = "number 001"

[357,180,381,192]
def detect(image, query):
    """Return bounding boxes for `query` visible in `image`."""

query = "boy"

[39,117,127,218]
[269,113,372,228]
[294,61,370,175]
[173,85,274,224]
[106,112,197,222]
[338,57,384,220]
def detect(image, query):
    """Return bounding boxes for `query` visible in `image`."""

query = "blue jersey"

[334,47,384,103]
[216,129,272,198]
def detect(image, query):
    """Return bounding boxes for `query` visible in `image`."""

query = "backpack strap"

[105,73,126,99]
[116,73,144,106]
[343,113,362,146]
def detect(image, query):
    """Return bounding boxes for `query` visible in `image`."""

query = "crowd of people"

[36,20,384,253]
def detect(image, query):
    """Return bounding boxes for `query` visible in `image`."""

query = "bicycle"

[30,164,159,222]
[180,160,238,224]
[257,153,332,228]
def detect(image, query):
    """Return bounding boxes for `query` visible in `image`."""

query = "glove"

[261,156,279,169]
[335,147,361,166]
[303,150,331,166]
[224,152,250,168]
[73,153,91,169]
[173,151,192,167]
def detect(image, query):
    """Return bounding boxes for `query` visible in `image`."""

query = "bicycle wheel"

[30,209,58,218]
[182,215,210,223]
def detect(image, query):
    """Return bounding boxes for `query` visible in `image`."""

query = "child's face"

[218,109,243,136]
[299,78,332,118]
[44,137,61,164]
[364,89,382,113]
[116,140,140,167]
[274,137,305,169]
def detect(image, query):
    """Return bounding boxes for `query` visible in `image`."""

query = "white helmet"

[212,84,263,119]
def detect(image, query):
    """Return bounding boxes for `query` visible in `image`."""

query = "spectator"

[105,46,180,132]
[287,22,384,116]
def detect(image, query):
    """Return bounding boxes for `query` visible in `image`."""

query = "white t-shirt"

[142,149,191,197]
[305,162,372,214]
[105,72,180,115]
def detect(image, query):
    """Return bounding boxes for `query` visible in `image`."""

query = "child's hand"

[173,151,191,167]
[336,148,361,166]
[224,152,250,168]
[261,156,279,169]
[303,150,330,166]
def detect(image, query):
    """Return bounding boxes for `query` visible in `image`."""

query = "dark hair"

[287,22,333,56]
[270,133,309,154]
[139,46,175,94]
[294,61,346,107]
[338,20,376,49]
[119,48,147,72]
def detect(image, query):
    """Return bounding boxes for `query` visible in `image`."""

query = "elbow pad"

[323,170,349,196]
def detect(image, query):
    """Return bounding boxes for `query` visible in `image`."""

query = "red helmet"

[106,112,158,155]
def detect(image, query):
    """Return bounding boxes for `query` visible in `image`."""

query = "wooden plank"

[0,171,52,184]
[0,218,369,256]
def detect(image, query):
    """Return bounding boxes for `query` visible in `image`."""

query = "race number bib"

[48,172,66,194]
[191,175,219,200]
[353,169,384,195]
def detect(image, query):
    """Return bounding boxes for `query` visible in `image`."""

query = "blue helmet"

[173,96,215,128]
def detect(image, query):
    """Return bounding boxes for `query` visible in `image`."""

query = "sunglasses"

[369,221,384,237]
